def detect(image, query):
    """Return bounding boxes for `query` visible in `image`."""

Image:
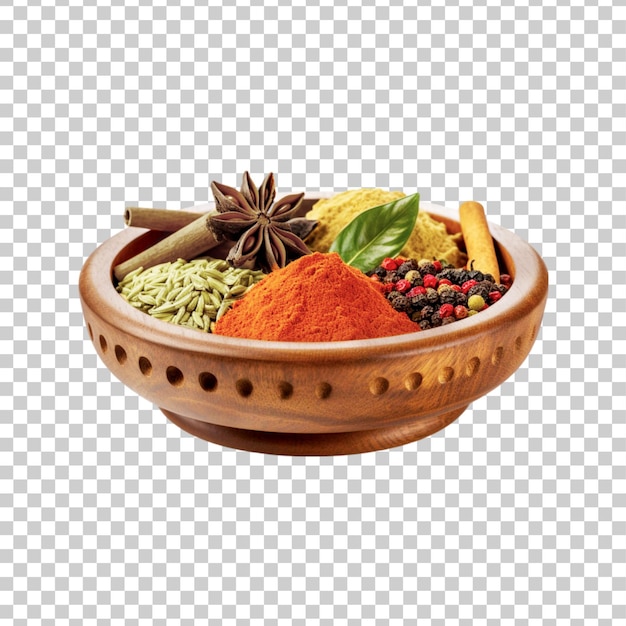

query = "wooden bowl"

[79,199,548,455]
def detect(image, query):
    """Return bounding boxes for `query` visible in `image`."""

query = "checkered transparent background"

[2,1,625,624]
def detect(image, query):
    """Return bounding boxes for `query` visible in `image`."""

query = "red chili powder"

[214,252,420,342]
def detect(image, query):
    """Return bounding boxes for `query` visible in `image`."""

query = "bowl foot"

[161,407,466,456]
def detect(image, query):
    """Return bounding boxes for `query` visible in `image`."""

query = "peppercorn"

[407,286,426,298]
[462,279,478,294]
[382,257,399,271]
[370,256,511,332]
[410,311,422,323]
[425,288,439,304]
[454,305,468,319]
[409,293,428,309]
[395,279,411,293]
[404,270,421,285]
[430,311,442,327]
[468,270,485,282]
[390,293,410,312]
[437,268,458,282]
[439,303,454,318]
[397,260,418,275]
[439,290,457,305]
[418,262,437,277]
[467,284,491,301]
[454,292,468,306]
[467,294,486,311]
[423,274,438,289]
[420,305,435,320]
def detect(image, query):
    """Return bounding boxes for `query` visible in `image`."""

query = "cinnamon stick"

[458,201,500,283]
[124,207,208,231]
[113,213,223,281]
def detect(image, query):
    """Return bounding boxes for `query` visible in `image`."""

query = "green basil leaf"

[329,193,420,272]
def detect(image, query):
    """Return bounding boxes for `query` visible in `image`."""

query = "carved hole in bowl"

[138,356,152,376]
[315,382,332,399]
[236,378,253,397]
[199,372,218,392]
[114,345,127,364]
[278,381,293,400]
[166,366,184,387]
[492,346,504,366]
[404,372,422,391]
[515,336,523,351]
[99,335,108,353]
[438,367,454,384]
[465,357,480,377]
[369,377,389,396]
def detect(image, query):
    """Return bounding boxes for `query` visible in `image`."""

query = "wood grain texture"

[79,199,549,455]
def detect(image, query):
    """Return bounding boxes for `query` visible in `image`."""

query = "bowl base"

[161,407,466,456]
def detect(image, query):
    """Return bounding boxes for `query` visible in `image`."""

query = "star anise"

[209,172,316,272]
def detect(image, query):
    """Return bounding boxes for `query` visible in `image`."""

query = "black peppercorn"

[420,305,435,320]
[440,290,457,305]
[389,294,410,312]
[430,312,442,327]
[397,260,418,275]
[418,262,437,277]
[468,270,485,282]
[454,292,468,306]
[409,294,428,309]
[425,288,439,304]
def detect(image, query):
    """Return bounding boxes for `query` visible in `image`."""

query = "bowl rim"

[80,201,548,362]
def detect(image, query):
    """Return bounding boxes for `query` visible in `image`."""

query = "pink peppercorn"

[382,257,398,271]
[438,278,452,286]
[454,305,468,319]
[439,303,454,318]
[395,279,411,293]
[423,274,438,289]
[488,290,502,303]
[407,285,426,297]
[432,260,442,272]
[462,279,478,294]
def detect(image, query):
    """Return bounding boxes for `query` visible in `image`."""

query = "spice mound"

[213,252,420,342]
[305,188,467,268]
[370,257,512,330]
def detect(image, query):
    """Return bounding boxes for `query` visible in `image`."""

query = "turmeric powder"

[305,189,467,268]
